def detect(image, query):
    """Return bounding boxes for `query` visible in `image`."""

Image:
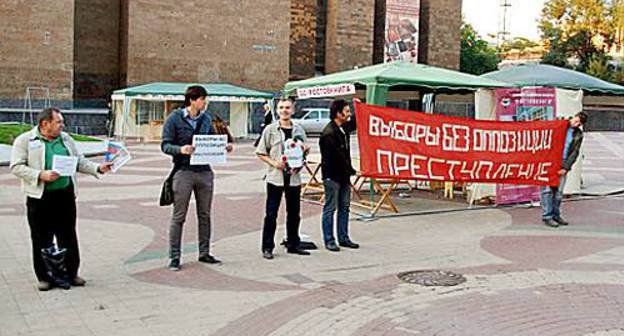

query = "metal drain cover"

[397,270,466,287]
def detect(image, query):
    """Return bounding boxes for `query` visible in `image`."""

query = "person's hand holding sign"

[226,144,234,153]
[39,170,60,182]
[98,161,114,174]
[180,145,195,155]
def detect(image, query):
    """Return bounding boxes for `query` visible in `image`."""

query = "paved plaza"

[0,133,623,336]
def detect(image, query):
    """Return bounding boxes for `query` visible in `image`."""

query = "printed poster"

[495,87,557,204]
[385,0,420,63]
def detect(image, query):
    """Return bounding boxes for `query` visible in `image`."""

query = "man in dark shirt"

[161,85,233,271]
[319,99,359,252]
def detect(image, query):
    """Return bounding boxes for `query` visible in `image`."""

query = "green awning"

[112,82,273,100]
[481,64,624,95]
[284,61,508,95]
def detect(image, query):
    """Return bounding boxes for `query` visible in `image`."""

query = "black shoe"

[71,276,86,286]
[325,242,341,252]
[543,219,559,228]
[198,255,221,264]
[553,217,569,226]
[339,240,360,249]
[262,250,274,260]
[286,247,310,255]
[168,258,181,271]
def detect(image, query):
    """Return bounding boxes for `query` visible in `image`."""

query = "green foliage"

[0,123,102,145]
[499,37,540,53]
[539,0,619,73]
[612,66,624,84]
[460,23,501,75]
[586,55,613,81]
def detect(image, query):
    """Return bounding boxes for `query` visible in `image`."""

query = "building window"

[136,100,165,125]
[315,0,328,75]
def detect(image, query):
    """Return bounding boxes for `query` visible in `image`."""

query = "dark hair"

[275,96,295,105]
[329,99,349,120]
[37,107,61,125]
[184,85,208,107]
[575,111,588,124]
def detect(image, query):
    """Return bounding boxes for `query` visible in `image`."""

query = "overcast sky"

[462,0,546,42]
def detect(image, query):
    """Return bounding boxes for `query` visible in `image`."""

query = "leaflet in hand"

[190,134,228,165]
[52,155,78,176]
[105,141,131,172]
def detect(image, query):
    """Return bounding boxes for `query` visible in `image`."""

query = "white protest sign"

[190,134,228,165]
[296,83,356,99]
[52,155,78,176]
[283,139,304,169]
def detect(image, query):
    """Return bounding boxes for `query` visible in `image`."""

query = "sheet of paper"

[52,155,78,176]
[283,140,304,169]
[105,141,132,173]
[190,134,228,165]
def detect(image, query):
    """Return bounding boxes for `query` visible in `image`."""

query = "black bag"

[41,245,70,290]
[159,166,178,206]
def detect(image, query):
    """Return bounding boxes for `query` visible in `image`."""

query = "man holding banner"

[320,99,360,252]
[161,85,233,271]
[541,112,588,228]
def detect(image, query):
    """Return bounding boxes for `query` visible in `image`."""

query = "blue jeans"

[540,175,566,220]
[322,179,351,245]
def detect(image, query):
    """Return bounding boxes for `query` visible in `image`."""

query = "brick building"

[0,0,462,109]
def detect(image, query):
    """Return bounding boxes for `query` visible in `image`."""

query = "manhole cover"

[397,270,466,286]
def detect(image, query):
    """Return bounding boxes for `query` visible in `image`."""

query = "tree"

[499,37,540,53]
[460,23,500,75]
[586,55,613,81]
[539,0,614,72]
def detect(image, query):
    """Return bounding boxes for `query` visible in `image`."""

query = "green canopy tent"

[284,61,508,106]
[284,61,509,216]
[111,82,273,141]
[476,64,624,199]
[481,64,624,95]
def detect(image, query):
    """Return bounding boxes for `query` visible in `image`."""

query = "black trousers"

[262,183,301,251]
[26,186,79,282]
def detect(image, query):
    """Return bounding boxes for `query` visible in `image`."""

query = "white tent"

[111,82,272,141]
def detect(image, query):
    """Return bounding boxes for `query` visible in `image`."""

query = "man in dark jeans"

[319,99,359,252]
[161,85,233,271]
[541,112,588,228]
[256,97,310,259]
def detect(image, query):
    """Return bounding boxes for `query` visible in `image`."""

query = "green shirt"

[40,131,72,191]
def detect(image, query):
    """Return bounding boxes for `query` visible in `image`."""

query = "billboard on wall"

[494,87,558,205]
[384,0,420,63]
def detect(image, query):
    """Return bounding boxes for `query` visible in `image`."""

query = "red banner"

[355,102,569,186]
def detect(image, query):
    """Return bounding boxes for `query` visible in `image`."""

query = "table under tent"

[283,61,508,216]
[469,64,624,202]
[111,82,273,142]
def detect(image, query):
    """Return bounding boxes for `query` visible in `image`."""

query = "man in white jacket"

[10,108,112,291]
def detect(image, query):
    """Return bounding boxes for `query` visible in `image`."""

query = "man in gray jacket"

[541,112,588,227]
[10,108,112,291]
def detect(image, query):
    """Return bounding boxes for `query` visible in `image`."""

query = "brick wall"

[290,0,317,81]
[325,0,375,73]
[0,0,75,106]
[121,0,290,91]
[418,0,462,70]
[74,0,120,107]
